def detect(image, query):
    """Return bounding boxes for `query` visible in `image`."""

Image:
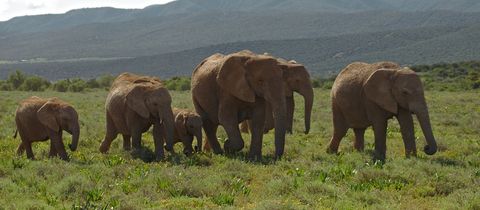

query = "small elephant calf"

[14,96,80,160]
[162,108,203,155]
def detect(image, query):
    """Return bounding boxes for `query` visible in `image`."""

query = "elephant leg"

[182,136,194,155]
[249,101,266,160]
[286,96,295,134]
[16,142,25,156]
[223,123,244,153]
[152,123,165,159]
[327,106,348,154]
[203,119,222,154]
[397,108,417,157]
[24,142,35,160]
[131,130,142,150]
[353,128,366,152]
[99,114,118,153]
[51,131,68,161]
[49,141,58,157]
[372,120,388,161]
[122,134,131,151]
[239,120,250,134]
[219,106,244,154]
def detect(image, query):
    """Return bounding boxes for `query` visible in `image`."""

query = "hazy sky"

[0,0,175,21]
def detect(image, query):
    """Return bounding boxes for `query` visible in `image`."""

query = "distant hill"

[1,10,480,61]
[2,24,480,80]
[1,0,480,79]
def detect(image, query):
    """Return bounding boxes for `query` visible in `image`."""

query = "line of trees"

[0,71,194,92]
[411,61,480,91]
[0,71,115,92]
[1,61,479,92]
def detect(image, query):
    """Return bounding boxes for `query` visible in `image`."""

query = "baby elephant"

[14,96,80,160]
[162,108,203,155]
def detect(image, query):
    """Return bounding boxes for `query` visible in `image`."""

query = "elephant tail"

[13,129,18,139]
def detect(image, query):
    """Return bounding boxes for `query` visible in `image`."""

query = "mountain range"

[1,0,480,79]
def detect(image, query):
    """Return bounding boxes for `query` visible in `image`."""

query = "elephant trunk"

[162,108,175,152]
[272,98,287,159]
[300,85,313,134]
[68,123,80,151]
[415,106,437,155]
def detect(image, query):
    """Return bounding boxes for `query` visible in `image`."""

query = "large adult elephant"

[191,51,287,159]
[14,96,80,160]
[327,62,438,161]
[99,73,175,160]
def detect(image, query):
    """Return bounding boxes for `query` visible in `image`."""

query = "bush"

[0,80,12,91]
[96,74,115,88]
[86,79,100,89]
[53,80,70,92]
[7,70,26,89]
[311,76,335,89]
[68,79,87,92]
[20,76,50,91]
[164,77,191,91]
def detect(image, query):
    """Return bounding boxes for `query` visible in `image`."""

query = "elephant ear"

[175,112,188,137]
[37,101,60,132]
[364,69,398,114]
[126,85,150,118]
[216,55,256,103]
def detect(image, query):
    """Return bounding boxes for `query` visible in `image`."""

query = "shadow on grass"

[128,144,281,166]
[223,151,279,165]
[130,146,157,163]
[431,156,466,167]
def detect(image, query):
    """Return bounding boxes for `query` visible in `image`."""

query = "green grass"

[0,89,479,209]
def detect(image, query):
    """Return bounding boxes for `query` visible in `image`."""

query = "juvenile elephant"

[239,54,313,134]
[14,96,80,160]
[327,61,438,160]
[161,108,202,155]
[192,51,287,159]
[99,73,175,160]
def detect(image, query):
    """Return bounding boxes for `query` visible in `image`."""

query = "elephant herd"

[12,50,437,162]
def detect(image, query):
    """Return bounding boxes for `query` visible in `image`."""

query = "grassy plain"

[0,89,479,209]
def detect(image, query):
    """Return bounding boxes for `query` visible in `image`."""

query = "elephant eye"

[153,102,158,106]
[401,90,410,95]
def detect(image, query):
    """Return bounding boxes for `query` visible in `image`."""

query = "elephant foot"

[99,146,109,154]
[69,143,77,151]
[326,146,338,154]
[224,139,243,154]
[405,150,417,158]
[183,148,193,156]
[373,152,386,163]
[59,155,70,161]
[155,153,165,161]
[99,141,111,154]
[424,145,437,155]
[247,153,262,162]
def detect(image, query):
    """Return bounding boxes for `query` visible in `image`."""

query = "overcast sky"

[0,0,175,21]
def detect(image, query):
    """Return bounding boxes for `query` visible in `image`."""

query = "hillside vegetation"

[0,71,191,92]
[2,0,480,80]
[2,60,479,92]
